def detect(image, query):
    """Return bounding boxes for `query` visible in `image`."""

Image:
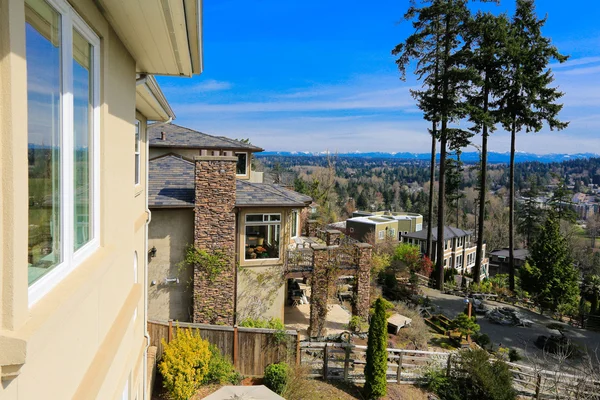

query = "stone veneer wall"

[193,155,237,324]
[352,243,372,320]
[308,243,372,337]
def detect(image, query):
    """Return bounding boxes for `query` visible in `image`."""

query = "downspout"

[143,116,171,399]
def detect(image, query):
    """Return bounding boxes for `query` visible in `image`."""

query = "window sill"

[0,332,27,381]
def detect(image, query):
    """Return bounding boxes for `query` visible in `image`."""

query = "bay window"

[245,214,281,260]
[26,0,100,303]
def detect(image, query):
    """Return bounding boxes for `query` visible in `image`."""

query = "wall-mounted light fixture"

[149,246,157,258]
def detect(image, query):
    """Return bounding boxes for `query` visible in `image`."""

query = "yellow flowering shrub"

[158,328,211,400]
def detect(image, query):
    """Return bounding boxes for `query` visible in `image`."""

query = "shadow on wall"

[148,208,195,322]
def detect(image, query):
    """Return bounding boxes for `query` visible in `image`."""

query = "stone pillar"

[306,219,318,237]
[308,245,330,337]
[192,155,237,325]
[325,229,341,246]
[352,243,372,320]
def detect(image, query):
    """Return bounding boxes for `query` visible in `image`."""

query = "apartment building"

[346,210,423,243]
[0,0,202,398]
[402,226,489,279]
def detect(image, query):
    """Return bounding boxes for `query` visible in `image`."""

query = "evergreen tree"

[364,298,388,399]
[393,0,474,289]
[445,150,465,228]
[516,179,545,246]
[547,175,577,224]
[467,12,509,282]
[520,213,579,313]
[498,0,569,291]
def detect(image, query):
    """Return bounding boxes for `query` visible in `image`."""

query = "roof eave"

[136,75,176,122]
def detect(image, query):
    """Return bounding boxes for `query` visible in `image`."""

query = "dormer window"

[236,152,248,176]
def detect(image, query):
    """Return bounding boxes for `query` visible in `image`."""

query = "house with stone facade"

[147,123,313,325]
[402,226,489,279]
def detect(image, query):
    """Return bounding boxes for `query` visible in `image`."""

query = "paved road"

[422,287,600,370]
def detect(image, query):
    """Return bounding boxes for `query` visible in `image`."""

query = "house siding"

[0,0,147,398]
[148,209,195,322]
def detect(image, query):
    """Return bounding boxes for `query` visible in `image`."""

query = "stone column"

[352,243,372,320]
[325,229,341,246]
[308,245,330,337]
[306,219,318,237]
[192,155,237,325]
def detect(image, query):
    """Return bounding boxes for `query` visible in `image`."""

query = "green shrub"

[239,317,285,330]
[202,344,241,385]
[159,328,211,400]
[365,298,388,399]
[508,348,521,362]
[264,363,290,394]
[458,349,516,400]
[474,333,491,348]
[422,368,462,400]
[450,313,480,341]
[347,316,369,333]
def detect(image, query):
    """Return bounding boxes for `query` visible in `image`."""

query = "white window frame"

[390,228,396,238]
[235,152,248,176]
[135,119,141,185]
[28,0,101,306]
[378,230,384,240]
[291,209,299,239]
[244,213,281,261]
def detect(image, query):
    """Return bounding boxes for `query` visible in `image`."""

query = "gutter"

[143,116,172,400]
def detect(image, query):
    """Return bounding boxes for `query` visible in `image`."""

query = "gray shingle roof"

[149,154,195,207]
[148,123,263,152]
[489,248,529,260]
[148,154,312,208]
[236,180,312,207]
[403,226,473,241]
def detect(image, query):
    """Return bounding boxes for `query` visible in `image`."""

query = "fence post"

[296,336,301,366]
[343,344,351,382]
[233,325,239,368]
[168,319,173,342]
[323,344,329,381]
[535,373,542,399]
[397,352,403,383]
[446,354,452,377]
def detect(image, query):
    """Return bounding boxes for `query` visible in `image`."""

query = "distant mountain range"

[258,151,599,164]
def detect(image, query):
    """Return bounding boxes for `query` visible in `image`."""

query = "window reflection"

[26,0,62,284]
[73,29,92,251]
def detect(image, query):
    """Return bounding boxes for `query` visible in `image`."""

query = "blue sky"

[157,0,600,154]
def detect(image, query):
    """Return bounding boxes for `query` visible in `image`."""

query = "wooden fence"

[148,320,299,376]
[299,342,450,384]
[299,342,600,399]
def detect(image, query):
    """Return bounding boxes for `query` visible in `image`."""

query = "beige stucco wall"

[236,207,293,321]
[148,208,195,322]
[0,0,148,398]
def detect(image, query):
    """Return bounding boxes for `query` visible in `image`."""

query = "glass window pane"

[236,153,247,175]
[73,29,93,251]
[245,224,280,260]
[268,214,281,221]
[245,214,263,223]
[26,0,62,285]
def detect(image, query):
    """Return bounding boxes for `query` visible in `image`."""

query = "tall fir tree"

[393,0,474,289]
[364,298,388,399]
[498,0,569,291]
[520,213,579,313]
[467,12,509,282]
[516,178,545,246]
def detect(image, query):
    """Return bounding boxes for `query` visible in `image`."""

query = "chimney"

[160,131,166,140]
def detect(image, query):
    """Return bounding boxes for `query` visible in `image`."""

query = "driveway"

[422,287,600,370]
